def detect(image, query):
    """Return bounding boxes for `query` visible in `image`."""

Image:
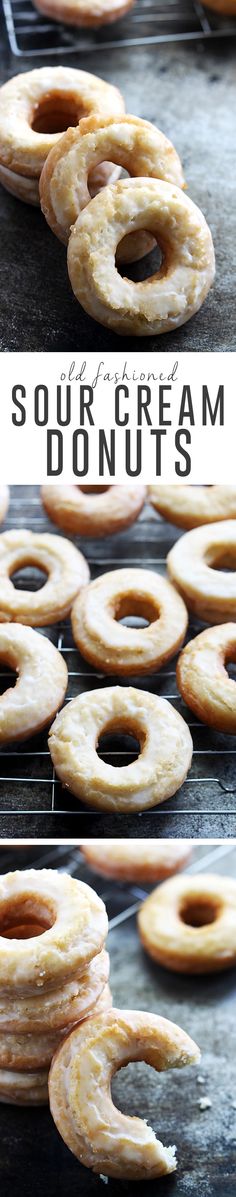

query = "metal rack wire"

[2,0,235,59]
[0,485,236,833]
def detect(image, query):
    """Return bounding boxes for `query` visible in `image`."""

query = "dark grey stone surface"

[0,842,235,1197]
[0,20,235,351]
[0,485,236,838]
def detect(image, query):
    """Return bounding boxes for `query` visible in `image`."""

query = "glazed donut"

[0,869,108,995]
[177,623,236,734]
[0,67,124,182]
[41,485,147,538]
[34,0,134,29]
[0,1067,49,1105]
[67,177,215,338]
[49,1008,200,1179]
[80,839,192,883]
[39,114,184,265]
[0,982,112,1071]
[0,156,120,207]
[138,873,236,974]
[0,529,89,626]
[90,982,112,1016]
[0,983,112,1102]
[37,116,148,259]
[0,163,39,205]
[0,948,109,1032]
[0,623,67,742]
[0,487,9,524]
[71,567,188,676]
[0,1026,65,1072]
[167,520,236,623]
[148,486,236,530]
[48,685,193,812]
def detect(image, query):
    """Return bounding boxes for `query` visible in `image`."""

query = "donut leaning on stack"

[0,868,110,1104]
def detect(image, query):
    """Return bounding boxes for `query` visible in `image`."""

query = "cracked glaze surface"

[67,177,215,337]
[49,684,193,811]
[71,565,188,675]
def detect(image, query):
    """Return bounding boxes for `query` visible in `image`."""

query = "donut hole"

[88,167,117,199]
[113,594,159,629]
[0,663,17,696]
[10,566,48,591]
[31,94,82,135]
[3,923,51,939]
[78,486,111,496]
[112,1060,160,1122]
[0,896,55,939]
[226,660,236,681]
[116,238,163,283]
[180,897,220,928]
[97,728,141,766]
[206,547,236,572]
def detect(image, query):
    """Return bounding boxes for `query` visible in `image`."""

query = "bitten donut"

[0,623,67,742]
[149,486,236,530]
[34,0,134,29]
[0,869,108,994]
[67,177,215,338]
[167,520,236,623]
[0,68,124,198]
[41,485,147,537]
[0,487,9,525]
[39,114,184,265]
[49,1009,200,1179]
[48,686,193,812]
[0,1067,49,1105]
[71,567,188,676]
[81,840,192,883]
[177,623,236,734]
[138,873,236,974]
[0,529,89,625]
[0,949,109,1032]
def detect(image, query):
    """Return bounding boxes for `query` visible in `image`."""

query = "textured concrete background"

[0,841,235,1197]
[0,24,235,351]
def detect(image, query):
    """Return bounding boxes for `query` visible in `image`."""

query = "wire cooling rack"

[2,0,235,59]
[0,485,236,839]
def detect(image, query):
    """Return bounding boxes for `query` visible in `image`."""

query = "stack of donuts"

[0,867,110,1104]
[0,65,215,337]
